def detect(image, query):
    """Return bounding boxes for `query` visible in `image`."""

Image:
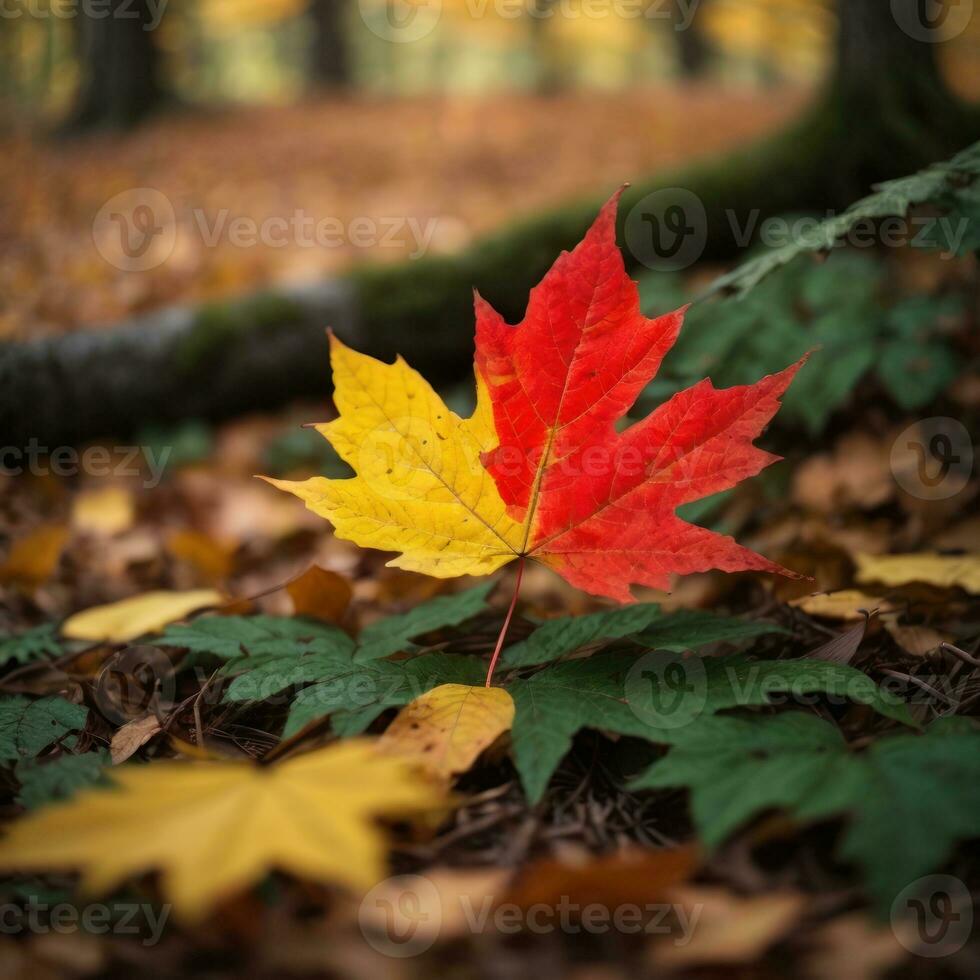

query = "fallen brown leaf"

[287,564,352,624]
[110,712,163,764]
[651,886,804,967]
[506,846,699,911]
[804,913,910,980]
[0,524,70,590]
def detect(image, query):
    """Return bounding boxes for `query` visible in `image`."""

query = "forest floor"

[1,239,979,977]
[0,84,807,339]
[2,88,979,980]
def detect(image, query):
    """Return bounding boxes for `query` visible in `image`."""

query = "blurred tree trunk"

[672,0,711,78]
[837,0,945,91]
[529,2,565,94]
[813,0,973,195]
[67,0,165,130]
[310,0,351,88]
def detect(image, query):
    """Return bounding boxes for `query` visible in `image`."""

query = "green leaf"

[698,656,914,728]
[503,606,784,669]
[502,604,665,668]
[507,655,655,803]
[632,713,980,915]
[704,140,980,298]
[884,294,964,338]
[15,750,109,809]
[631,712,854,844]
[0,625,62,667]
[211,596,493,729]
[634,611,787,654]
[877,340,959,411]
[840,723,980,912]
[283,652,486,738]
[506,653,912,803]
[782,312,877,434]
[935,184,980,255]
[159,615,355,662]
[222,645,356,702]
[0,696,89,764]
[354,583,494,662]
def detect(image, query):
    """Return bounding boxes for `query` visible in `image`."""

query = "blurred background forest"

[0,0,978,567]
[1,8,980,975]
[0,0,977,343]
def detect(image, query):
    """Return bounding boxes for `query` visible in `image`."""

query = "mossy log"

[3,87,978,447]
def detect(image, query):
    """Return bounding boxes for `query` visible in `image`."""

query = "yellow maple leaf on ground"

[855,553,980,595]
[61,589,224,643]
[265,334,524,579]
[789,590,896,621]
[0,740,444,922]
[378,683,515,780]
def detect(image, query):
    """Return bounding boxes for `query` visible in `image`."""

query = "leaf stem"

[485,558,525,687]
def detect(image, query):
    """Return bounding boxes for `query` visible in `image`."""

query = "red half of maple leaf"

[474,187,807,602]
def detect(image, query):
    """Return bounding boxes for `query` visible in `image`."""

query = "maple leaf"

[266,335,524,578]
[62,590,224,643]
[268,192,803,603]
[378,683,515,781]
[0,740,444,922]
[475,189,806,601]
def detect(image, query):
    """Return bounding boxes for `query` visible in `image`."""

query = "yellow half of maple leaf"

[0,740,445,923]
[265,334,524,579]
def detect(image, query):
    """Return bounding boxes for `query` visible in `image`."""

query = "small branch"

[485,558,525,688]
